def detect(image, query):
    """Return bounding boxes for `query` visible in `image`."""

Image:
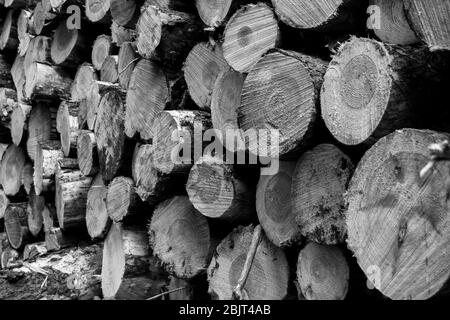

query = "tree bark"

[33,140,64,196]
[23,35,52,72]
[0,54,14,89]
[24,62,73,100]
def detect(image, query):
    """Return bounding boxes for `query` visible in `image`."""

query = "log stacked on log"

[0,0,450,302]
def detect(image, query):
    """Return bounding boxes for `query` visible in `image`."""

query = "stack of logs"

[0,0,450,300]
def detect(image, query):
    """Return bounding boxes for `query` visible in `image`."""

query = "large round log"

[256,161,300,247]
[296,242,349,300]
[0,145,26,196]
[239,49,327,158]
[207,224,289,300]
[94,89,126,184]
[86,173,110,239]
[110,0,140,28]
[292,144,354,245]
[125,59,169,140]
[222,3,279,73]
[149,196,212,279]
[50,20,88,67]
[86,81,121,131]
[405,0,450,51]
[184,42,229,109]
[195,0,233,28]
[106,176,143,223]
[321,37,433,146]
[346,129,450,300]
[187,155,254,224]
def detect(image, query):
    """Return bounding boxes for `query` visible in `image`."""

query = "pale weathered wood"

[106,176,142,223]
[56,100,79,157]
[239,49,327,158]
[85,0,111,23]
[207,224,289,300]
[77,130,98,176]
[71,63,98,102]
[86,173,110,239]
[149,196,213,279]
[24,62,72,100]
[33,140,64,195]
[118,41,139,90]
[92,35,114,71]
[195,0,233,28]
[184,42,229,109]
[222,3,279,73]
[27,188,45,236]
[187,155,254,224]
[26,102,57,160]
[346,129,450,300]
[0,145,26,196]
[292,144,354,245]
[296,242,349,300]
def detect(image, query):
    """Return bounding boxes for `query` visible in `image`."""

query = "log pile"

[0,0,450,301]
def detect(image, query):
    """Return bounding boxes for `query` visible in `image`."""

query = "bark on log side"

[321,37,436,146]
[0,9,19,51]
[85,0,111,24]
[239,49,327,158]
[10,102,31,146]
[16,9,33,55]
[135,4,204,70]
[106,176,143,223]
[50,20,89,67]
[27,188,45,236]
[93,89,126,184]
[0,247,20,269]
[146,0,195,12]
[405,0,450,51]
[23,35,52,73]
[0,243,103,300]
[0,188,10,219]
[71,63,98,102]
[296,242,349,300]
[131,143,178,204]
[26,102,58,160]
[44,226,83,251]
[292,144,354,245]
[184,42,229,109]
[110,0,140,28]
[256,161,300,248]
[77,99,88,129]
[0,54,14,89]
[86,173,110,239]
[222,3,280,73]
[100,55,119,83]
[0,88,16,128]
[124,59,169,140]
[110,22,134,46]
[149,196,213,279]
[207,224,289,300]
[33,140,64,195]
[117,41,139,90]
[56,100,79,157]
[24,62,72,100]
[4,203,30,249]
[55,160,93,230]
[77,130,98,176]
[102,223,167,300]
[187,155,255,224]
[346,128,450,300]
[0,144,26,196]
[151,110,211,175]
[369,0,419,45]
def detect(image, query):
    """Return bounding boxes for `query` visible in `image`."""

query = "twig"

[146,286,187,300]
[118,58,140,75]
[233,225,262,300]
[420,140,450,178]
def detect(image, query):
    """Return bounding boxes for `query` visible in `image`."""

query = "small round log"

[92,35,114,71]
[0,145,26,196]
[77,130,98,176]
[86,173,110,239]
[4,203,30,250]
